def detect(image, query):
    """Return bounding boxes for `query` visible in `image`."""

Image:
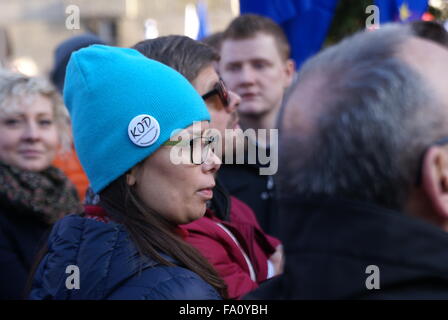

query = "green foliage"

[427,4,444,20]
[324,0,444,47]
[324,0,374,47]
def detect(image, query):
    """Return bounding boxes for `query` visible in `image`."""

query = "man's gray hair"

[280,24,447,210]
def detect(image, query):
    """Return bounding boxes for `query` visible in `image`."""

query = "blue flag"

[239,0,339,69]
[375,0,428,23]
[197,1,209,40]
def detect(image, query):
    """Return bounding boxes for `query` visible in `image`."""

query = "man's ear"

[421,146,448,219]
[283,59,295,88]
[126,167,137,186]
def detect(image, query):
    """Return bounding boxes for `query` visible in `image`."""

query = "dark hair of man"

[222,14,290,61]
[99,174,228,298]
[132,35,220,82]
[201,31,224,53]
[279,24,446,211]
[410,20,448,47]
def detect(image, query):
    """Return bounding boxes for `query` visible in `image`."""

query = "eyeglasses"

[164,134,218,164]
[416,136,448,185]
[201,79,230,108]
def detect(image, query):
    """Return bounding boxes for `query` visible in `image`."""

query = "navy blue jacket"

[29,215,221,300]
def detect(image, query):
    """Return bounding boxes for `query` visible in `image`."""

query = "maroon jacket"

[182,196,281,299]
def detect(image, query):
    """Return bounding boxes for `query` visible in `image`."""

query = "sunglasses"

[201,79,230,108]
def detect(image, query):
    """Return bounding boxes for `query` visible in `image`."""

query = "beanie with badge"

[63,44,210,193]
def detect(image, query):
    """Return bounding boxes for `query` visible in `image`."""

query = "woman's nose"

[227,90,241,113]
[203,149,221,174]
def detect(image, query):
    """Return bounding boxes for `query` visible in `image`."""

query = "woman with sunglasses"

[29,45,227,299]
[131,36,283,299]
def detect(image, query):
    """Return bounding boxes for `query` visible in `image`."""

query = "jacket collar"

[274,195,448,298]
[279,195,448,274]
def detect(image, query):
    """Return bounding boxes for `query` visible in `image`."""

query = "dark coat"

[246,196,448,299]
[29,214,221,300]
[0,206,50,300]
[218,161,278,237]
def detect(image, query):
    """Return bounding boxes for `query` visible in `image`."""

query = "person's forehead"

[220,32,283,64]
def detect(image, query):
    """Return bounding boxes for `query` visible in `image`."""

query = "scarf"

[0,161,83,224]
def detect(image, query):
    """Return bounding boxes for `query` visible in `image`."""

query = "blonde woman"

[0,70,81,300]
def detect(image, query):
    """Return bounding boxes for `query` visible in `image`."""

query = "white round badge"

[128,114,160,147]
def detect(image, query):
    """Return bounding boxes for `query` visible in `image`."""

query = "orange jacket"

[53,148,89,201]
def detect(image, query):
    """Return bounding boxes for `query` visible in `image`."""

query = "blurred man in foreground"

[247,23,448,299]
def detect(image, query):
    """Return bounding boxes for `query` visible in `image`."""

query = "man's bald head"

[399,36,448,113]
[279,24,448,211]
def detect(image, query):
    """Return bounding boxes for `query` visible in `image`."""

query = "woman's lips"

[19,150,43,158]
[197,188,214,200]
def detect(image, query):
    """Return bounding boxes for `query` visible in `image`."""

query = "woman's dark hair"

[132,35,220,82]
[99,169,228,298]
[201,31,224,53]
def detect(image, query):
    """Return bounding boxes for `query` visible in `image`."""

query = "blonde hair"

[0,69,72,153]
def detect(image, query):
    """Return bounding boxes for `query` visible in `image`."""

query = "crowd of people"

[1,13,448,300]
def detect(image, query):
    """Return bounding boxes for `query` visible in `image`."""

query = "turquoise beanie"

[64,44,210,193]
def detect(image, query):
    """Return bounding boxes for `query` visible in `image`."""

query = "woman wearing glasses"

[132,36,283,300]
[29,45,227,299]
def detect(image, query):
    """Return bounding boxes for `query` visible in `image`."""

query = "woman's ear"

[126,167,137,186]
[421,146,448,220]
